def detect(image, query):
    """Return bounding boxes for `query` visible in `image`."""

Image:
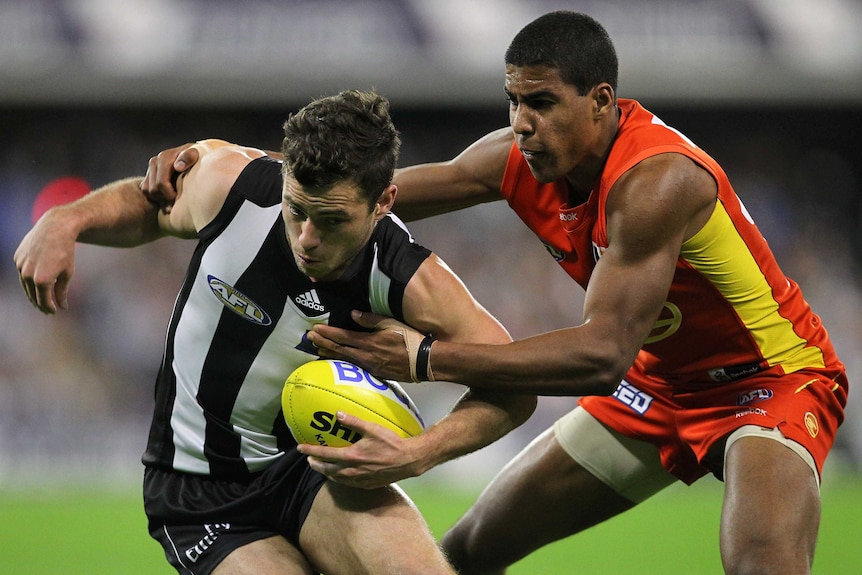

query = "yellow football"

[282,359,424,447]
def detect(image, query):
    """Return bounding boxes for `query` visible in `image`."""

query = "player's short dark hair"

[282,89,401,209]
[505,11,618,95]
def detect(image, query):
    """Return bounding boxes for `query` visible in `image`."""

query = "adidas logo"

[295,289,326,313]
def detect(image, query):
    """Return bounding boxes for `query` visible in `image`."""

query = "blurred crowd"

[1,103,860,490]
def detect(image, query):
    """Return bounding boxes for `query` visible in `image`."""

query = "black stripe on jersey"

[198,157,283,244]
[228,156,283,209]
[144,223,212,470]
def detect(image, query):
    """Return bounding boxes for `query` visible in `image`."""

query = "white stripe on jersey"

[368,244,394,317]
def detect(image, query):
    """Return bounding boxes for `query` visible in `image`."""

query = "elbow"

[514,394,539,424]
[466,389,537,431]
[584,350,633,396]
[590,371,625,396]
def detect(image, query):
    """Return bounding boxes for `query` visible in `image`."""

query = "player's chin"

[295,262,322,281]
[296,260,337,282]
[524,159,562,184]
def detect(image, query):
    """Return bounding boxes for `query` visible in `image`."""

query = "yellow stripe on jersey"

[680,201,825,372]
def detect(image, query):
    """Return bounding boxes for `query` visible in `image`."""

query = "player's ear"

[593,83,616,119]
[374,184,397,219]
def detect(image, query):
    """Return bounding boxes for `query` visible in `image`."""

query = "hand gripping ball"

[282,359,424,447]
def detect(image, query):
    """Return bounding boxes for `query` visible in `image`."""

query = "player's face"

[505,65,606,186]
[282,175,385,282]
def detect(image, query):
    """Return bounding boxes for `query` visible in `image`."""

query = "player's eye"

[287,203,305,218]
[318,216,346,229]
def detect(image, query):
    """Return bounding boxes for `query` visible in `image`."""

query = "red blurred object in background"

[31,177,91,223]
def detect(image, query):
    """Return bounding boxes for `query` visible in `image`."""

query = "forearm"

[409,390,536,474]
[16,175,164,314]
[429,328,630,396]
[64,177,163,247]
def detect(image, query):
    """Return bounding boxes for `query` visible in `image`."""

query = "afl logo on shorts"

[804,412,819,438]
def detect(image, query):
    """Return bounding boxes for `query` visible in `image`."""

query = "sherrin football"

[282,359,425,447]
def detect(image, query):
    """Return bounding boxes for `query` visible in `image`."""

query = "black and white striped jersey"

[142,157,431,480]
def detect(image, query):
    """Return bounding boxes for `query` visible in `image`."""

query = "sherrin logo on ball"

[282,359,425,447]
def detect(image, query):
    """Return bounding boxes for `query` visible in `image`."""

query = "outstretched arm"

[14,176,163,314]
[298,253,537,489]
[310,153,718,396]
[15,143,265,314]
[140,126,513,222]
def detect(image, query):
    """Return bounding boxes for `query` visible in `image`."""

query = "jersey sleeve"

[367,213,432,320]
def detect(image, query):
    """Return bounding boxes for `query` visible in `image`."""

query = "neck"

[567,106,620,203]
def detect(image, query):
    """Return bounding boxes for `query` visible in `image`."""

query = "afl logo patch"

[736,388,773,405]
[207,275,272,325]
[804,412,819,438]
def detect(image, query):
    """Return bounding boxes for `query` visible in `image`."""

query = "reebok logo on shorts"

[612,381,653,415]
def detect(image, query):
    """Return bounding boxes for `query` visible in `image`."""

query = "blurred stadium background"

[1,0,861,571]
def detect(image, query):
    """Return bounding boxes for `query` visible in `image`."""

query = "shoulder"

[195,146,269,187]
[371,215,431,288]
[356,214,430,319]
[606,102,718,237]
[164,146,269,235]
[608,153,717,246]
[372,214,432,270]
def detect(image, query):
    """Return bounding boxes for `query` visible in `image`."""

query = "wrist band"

[415,335,436,382]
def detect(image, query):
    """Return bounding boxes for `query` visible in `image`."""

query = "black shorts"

[143,454,327,575]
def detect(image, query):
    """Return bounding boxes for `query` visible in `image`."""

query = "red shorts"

[579,365,848,484]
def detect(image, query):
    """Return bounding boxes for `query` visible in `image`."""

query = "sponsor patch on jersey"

[294,289,327,316]
[207,275,272,325]
[709,361,762,383]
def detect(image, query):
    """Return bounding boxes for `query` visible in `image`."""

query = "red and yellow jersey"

[500,98,845,388]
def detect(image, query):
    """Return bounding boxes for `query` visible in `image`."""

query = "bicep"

[402,255,511,345]
[584,155,716,356]
[582,239,678,364]
[392,128,512,221]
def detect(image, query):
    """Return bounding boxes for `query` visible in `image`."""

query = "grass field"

[1,473,860,574]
